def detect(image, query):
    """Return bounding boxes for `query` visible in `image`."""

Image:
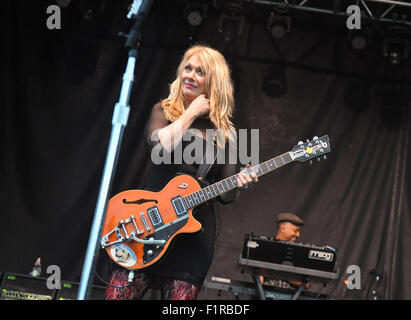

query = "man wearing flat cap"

[260,212,308,290]
[275,212,304,242]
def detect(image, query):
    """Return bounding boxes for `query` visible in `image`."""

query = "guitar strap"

[195,136,221,183]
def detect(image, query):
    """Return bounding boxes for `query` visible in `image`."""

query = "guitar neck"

[182,151,294,210]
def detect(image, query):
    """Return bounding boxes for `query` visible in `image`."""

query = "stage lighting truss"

[243,0,411,26]
[56,0,71,8]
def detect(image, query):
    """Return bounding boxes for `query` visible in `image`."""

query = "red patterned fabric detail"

[105,269,149,300]
[160,277,199,300]
[105,269,199,300]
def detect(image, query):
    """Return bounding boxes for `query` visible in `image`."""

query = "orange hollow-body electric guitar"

[101,135,331,270]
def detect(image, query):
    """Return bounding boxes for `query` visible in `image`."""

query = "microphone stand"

[77,0,154,300]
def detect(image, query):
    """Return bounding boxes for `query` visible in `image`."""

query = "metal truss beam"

[243,0,411,26]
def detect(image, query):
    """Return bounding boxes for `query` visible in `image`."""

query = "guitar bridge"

[101,214,166,249]
[101,215,144,249]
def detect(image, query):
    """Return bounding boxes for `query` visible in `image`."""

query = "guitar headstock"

[291,135,331,163]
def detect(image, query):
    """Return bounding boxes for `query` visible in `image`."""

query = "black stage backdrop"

[1,0,410,300]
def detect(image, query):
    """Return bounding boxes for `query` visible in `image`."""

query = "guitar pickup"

[171,196,187,217]
[147,206,163,229]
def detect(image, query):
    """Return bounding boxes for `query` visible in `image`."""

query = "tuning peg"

[323,155,327,160]
[306,139,310,142]
[298,141,303,145]
[313,136,319,140]
[317,157,321,162]
[309,160,313,165]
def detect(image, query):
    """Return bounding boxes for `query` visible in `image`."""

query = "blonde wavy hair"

[161,45,235,143]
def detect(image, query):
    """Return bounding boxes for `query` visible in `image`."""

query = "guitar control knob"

[147,250,154,256]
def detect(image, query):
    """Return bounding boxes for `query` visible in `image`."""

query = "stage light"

[382,25,410,65]
[78,0,107,21]
[215,1,245,42]
[262,63,287,98]
[184,3,208,27]
[383,38,409,65]
[218,14,245,42]
[187,11,202,27]
[352,34,367,50]
[349,29,371,50]
[267,11,291,40]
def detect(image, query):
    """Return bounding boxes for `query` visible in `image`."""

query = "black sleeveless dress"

[142,103,239,288]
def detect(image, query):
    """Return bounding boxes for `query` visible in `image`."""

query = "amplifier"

[0,272,107,300]
[241,234,337,273]
[0,273,56,300]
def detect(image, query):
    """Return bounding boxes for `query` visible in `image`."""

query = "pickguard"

[142,217,190,264]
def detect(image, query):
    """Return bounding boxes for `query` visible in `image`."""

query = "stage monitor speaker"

[56,281,106,300]
[0,273,56,300]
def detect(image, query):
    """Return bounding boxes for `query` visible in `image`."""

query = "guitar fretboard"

[182,152,293,209]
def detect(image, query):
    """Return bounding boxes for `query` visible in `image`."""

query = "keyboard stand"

[240,256,339,300]
[252,271,266,300]
[203,277,329,300]
[251,271,308,300]
[291,277,308,300]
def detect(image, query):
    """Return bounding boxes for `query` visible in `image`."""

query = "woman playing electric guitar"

[105,45,258,300]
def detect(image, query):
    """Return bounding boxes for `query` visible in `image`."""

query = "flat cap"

[277,213,304,226]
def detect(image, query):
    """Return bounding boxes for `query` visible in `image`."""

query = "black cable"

[94,270,129,289]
